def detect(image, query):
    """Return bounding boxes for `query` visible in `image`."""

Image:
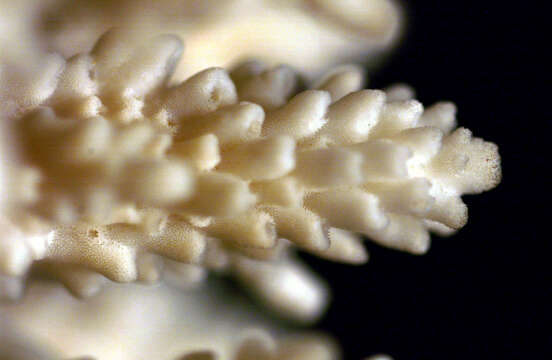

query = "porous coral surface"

[0,29,500,324]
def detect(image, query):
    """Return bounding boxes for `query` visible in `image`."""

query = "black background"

[300,1,548,359]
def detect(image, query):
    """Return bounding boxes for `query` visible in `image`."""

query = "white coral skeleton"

[0,6,500,359]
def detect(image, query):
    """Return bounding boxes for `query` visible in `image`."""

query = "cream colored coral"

[0,30,501,323]
[32,0,401,81]
[0,280,338,360]
[0,0,59,63]
[366,356,393,360]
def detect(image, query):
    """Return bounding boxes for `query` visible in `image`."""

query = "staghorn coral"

[0,27,501,330]
[32,0,401,81]
[0,0,506,357]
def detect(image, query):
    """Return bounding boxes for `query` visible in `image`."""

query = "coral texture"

[0,29,501,324]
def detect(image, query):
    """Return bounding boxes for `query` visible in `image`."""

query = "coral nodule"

[0,29,501,326]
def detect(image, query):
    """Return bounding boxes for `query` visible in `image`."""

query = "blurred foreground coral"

[1,0,402,81]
